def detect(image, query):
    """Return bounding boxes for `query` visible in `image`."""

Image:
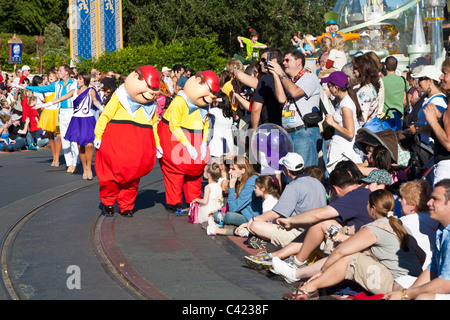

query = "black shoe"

[248,235,267,249]
[102,205,114,217]
[167,205,178,213]
[120,210,133,217]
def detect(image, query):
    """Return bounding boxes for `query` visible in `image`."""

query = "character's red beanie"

[201,70,220,93]
[137,65,160,88]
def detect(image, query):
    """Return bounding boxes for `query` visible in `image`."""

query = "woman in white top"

[352,53,381,126]
[322,71,363,173]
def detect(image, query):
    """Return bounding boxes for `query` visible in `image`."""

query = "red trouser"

[157,120,208,205]
[95,121,156,212]
[99,178,140,211]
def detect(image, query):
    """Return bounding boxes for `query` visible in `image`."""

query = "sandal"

[283,286,319,300]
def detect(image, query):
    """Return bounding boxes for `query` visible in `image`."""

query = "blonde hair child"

[192,163,225,224]
[325,34,347,71]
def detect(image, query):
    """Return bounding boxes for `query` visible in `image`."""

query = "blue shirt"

[428,224,450,280]
[26,79,76,109]
[227,175,262,221]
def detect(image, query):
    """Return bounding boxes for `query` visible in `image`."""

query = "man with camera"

[268,50,322,167]
[250,48,284,130]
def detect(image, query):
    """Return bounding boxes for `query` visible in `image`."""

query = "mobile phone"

[265,52,271,68]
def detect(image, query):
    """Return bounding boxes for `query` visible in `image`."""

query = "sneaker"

[206,225,217,236]
[237,227,249,237]
[26,144,38,151]
[244,251,272,270]
[248,235,267,249]
[272,256,307,284]
[269,255,297,275]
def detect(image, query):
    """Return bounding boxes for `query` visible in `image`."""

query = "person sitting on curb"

[241,152,327,258]
[271,169,392,283]
[385,179,450,300]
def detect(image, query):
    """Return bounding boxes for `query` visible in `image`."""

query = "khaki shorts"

[345,252,395,295]
[271,225,303,247]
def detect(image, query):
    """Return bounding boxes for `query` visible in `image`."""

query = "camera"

[264,52,271,68]
[327,225,339,237]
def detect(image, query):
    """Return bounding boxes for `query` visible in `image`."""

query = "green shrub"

[76,36,228,75]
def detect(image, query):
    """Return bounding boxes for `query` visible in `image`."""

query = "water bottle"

[217,211,224,229]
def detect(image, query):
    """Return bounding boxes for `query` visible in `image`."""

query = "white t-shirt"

[262,195,278,213]
[400,212,439,270]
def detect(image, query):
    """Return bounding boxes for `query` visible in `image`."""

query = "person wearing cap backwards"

[242,152,327,267]
[19,65,31,84]
[94,65,161,217]
[158,70,219,213]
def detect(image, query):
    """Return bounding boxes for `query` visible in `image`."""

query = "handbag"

[292,99,323,126]
[188,201,199,224]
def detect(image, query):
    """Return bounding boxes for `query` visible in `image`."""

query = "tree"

[121,0,336,56]
[0,0,65,34]
[43,23,70,66]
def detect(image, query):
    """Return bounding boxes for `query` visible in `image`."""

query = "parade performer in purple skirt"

[38,71,103,180]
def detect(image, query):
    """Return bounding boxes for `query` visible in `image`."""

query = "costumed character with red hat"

[158,70,220,213]
[315,12,361,43]
[94,65,161,217]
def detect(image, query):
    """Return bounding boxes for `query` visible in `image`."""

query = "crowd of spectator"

[1,30,450,300]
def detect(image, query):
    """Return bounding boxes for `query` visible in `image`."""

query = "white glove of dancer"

[186,143,198,160]
[156,146,163,159]
[200,141,208,161]
[94,139,101,149]
[34,101,53,110]
[12,83,25,90]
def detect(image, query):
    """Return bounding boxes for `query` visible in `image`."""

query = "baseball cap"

[411,65,442,82]
[278,152,304,171]
[162,67,171,72]
[321,71,349,88]
[407,56,429,70]
[360,169,391,186]
[11,114,21,121]
[21,65,30,71]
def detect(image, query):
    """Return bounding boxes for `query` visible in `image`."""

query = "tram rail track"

[0,179,167,300]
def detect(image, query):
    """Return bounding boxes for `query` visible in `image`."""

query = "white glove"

[94,139,101,149]
[186,143,198,160]
[200,141,208,161]
[42,101,53,108]
[12,83,25,90]
[156,146,163,159]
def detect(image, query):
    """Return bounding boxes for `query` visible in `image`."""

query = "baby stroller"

[355,127,434,182]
